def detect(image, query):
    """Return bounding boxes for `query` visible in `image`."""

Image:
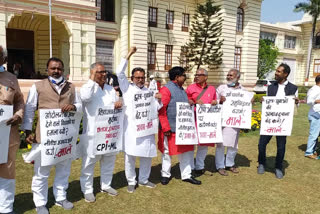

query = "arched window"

[236,7,244,32]
[315,32,320,47]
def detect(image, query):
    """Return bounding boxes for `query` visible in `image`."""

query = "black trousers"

[258,135,287,170]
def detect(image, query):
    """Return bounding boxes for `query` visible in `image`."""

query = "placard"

[40,109,82,166]
[93,106,124,155]
[176,102,198,145]
[196,104,223,143]
[260,96,295,136]
[222,90,253,129]
[133,90,158,137]
[0,105,13,164]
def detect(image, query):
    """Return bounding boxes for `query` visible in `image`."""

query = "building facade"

[0,0,262,95]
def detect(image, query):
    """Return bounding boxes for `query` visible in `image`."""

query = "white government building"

[4,0,304,97]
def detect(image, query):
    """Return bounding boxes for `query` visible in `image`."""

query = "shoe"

[101,187,118,196]
[194,169,205,176]
[182,176,201,185]
[217,168,228,176]
[36,206,49,214]
[84,193,95,203]
[314,151,318,156]
[139,181,156,188]
[275,168,284,179]
[257,164,265,174]
[55,199,74,210]
[160,176,170,185]
[127,185,135,193]
[305,154,319,159]
[226,166,239,173]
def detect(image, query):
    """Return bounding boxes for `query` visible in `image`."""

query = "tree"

[294,0,320,83]
[257,39,280,79]
[181,0,223,70]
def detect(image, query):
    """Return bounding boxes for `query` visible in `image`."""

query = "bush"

[298,93,307,101]
[298,86,312,94]
[253,94,266,102]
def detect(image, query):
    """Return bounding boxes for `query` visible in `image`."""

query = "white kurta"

[116,58,162,158]
[216,84,244,148]
[80,79,119,158]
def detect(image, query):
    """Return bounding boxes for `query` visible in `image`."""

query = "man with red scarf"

[158,66,201,185]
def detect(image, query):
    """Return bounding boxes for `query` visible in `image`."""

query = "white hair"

[0,45,7,58]
[229,68,240,78]
[197,68,208,76]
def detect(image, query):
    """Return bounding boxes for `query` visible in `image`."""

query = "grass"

[13,103,317,214]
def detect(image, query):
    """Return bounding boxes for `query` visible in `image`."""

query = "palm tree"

[294,0,320,83]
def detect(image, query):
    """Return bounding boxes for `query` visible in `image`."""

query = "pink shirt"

[186,83,217,104]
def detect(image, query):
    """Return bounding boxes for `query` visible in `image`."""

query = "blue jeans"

[305,112,320,156]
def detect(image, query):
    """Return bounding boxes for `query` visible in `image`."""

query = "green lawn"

[13,103,317,214]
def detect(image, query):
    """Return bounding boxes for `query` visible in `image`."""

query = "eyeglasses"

[195,74,207,77]
[180,74,187,78]
[96,70,107,74]
[133,76,145,80]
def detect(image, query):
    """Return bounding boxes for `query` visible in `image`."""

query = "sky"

[261,0,308,23]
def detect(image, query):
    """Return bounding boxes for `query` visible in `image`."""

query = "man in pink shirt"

[186,68,217,176]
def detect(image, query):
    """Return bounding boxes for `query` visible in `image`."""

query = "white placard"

[0,105,13,164]
[196,104,223,144]
[260,96,295,136]
[133,90,158,137]
[93,106,124,155]
[176,102,198,145]
[40,109,82,166]
[222,90,253,129]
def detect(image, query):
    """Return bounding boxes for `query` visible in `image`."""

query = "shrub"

[253,94,266,102]
[298,93,307,101]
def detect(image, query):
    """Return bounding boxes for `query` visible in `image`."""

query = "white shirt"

[80,79,119,157]
[21,79,82,131]
[116,58,162,157]
[307,85,320,114]
[149,79,158,91]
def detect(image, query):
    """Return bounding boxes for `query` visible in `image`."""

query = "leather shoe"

[182,176,201,185]
[194,169,205,177]
[160,176,170,185]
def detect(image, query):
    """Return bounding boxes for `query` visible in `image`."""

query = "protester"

[257,63,298,179]
[22,57,82,214]
[148,75,158,91]
[158,66,201,185]
[0,45,25,214]
[116,47,162,193]
[186,68,217,176]
[215,68,246,176]
[79,62,122,202]
[304,75,320,159]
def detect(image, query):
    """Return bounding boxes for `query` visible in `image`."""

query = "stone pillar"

[121,0,129,59]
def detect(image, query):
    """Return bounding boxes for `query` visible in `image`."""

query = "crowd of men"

[0,46,300,214]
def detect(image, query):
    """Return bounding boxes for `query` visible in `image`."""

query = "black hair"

[279,63,290,75]
[46,57,64,68]
[316,74,320,84]
[169,66,185,80]
[131,67,145,76]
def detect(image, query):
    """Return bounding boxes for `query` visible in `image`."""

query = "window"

[236,7,244,32]
[284,35,296,49]
[314,59,320,76]
[166,10,174,30]
[315,32,320,48]
[165,45,173,70]
[96,0,115,22]
[149,7,158,27]
[180,46,188,68]
[96,40,114,72]
[260,31,277,44]
[182,13,189,32]
[148,43,156,70]
[234,47,241,71]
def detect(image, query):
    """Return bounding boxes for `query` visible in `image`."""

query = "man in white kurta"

[79,62,122,203]
[116,47,162,193]
[215,69,244,176]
